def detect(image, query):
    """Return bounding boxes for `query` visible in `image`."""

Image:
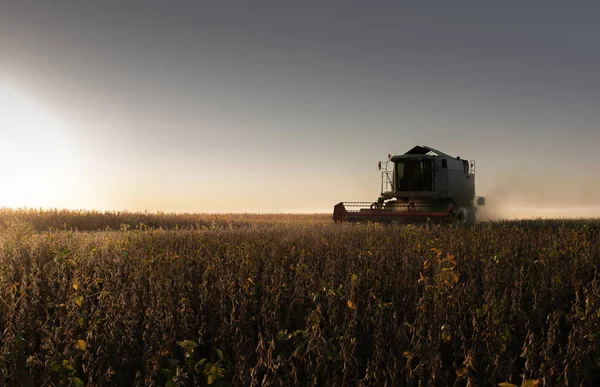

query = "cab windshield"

[395,159,433,191]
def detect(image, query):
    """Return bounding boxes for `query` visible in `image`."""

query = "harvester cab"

[333,145,485,224]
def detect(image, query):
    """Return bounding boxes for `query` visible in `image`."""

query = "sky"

[1,1,599,216]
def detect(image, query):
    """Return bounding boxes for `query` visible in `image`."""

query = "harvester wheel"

[455,207,476,227]
[466,211,476,226]
[456,207,468,224]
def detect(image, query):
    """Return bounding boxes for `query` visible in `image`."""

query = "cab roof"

[404,145,452,157]
[390,145,455,161]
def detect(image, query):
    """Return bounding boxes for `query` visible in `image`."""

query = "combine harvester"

[333,145,485,225]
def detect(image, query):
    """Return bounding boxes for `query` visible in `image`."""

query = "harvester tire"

[466,211,476,226]
[455,207,476,227]
[456,207,468,225]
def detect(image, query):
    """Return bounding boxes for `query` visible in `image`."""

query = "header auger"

[333,145,485,225]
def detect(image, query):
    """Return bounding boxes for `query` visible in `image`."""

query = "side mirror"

[477,197,485,206]
[378,161,381,170]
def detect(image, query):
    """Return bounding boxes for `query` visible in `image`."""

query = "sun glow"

[0,82,77,208]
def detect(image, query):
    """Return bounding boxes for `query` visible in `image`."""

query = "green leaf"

[207,374,216,384]
[176,340,199,352]
[441,330,451,344]
[216,349,224,361]
[49,360,61,372]
[476,307,487,319]
[276,330,287,342]
[71,377,84,387]
[161,368,173,380]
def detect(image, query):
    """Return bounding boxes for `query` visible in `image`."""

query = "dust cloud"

[477,172,600,221]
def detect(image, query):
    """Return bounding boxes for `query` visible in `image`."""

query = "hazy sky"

[1,1,599,215]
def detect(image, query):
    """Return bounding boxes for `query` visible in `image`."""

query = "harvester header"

[333,145,485,224]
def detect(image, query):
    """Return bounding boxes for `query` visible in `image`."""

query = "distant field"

[0,208,333,231]
[1,210,599,386]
